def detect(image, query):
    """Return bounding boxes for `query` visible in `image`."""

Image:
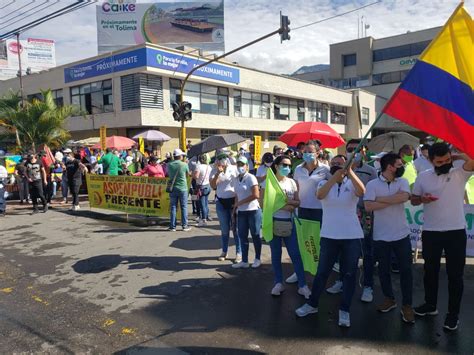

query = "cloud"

[24,0,471,74]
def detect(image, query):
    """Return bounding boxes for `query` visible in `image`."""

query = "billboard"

[97,1,224,54]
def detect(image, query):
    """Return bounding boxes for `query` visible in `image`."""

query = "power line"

[1,0,36,22]
[0,1,16,10]
[0,0,53,28]
[292,0,381,31]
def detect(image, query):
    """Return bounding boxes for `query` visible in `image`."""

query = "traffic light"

[172,101,193,122]
[280,13,290,42]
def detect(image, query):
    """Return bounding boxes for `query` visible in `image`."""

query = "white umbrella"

[132,130,171,142]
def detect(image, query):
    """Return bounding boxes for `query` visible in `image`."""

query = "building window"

[52,89,63,107]
[70,79,113,114]
[372,70,410,85]
[169,79,228,116]
[274,96,305,121]
[268,132,283,141]
[343,53,357,67]
[308,101,329,123]
[361,107,370,125]
[27,93,43,102]
[201,129,218,140]
[373,40,431,62]
[121,74,163,110]
[234,90,270,119]
[330,105,347,125]
[230,130,259,139]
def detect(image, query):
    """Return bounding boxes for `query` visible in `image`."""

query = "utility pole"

[175,13,291,152]
[15,32,23,148]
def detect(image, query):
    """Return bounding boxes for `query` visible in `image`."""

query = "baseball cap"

[173,148,186,157]
[63,148,72,153]
[236,156,248,165]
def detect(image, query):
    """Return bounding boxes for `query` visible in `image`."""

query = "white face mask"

[237,166,246,175]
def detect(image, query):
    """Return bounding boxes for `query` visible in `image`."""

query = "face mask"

[264,162,273,167]
[330,166,342,175]
[395,166,405,178]
[67,156,74,161]
[434,162,453,175]
[237,166,246,175]
[374,161,381,171]
[279,166,291,176]
[303,153,315,163]
[402,155,413,163]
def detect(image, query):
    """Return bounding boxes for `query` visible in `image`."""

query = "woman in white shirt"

[295,155,365,328]
[268,155,311,299]
[232,156,262,269]
[193,154,212,227]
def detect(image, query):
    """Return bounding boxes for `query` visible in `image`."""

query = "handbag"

[166,165,180,193]
[273,219,293,237]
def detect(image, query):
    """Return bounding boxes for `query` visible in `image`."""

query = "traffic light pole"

[178,27,283,151]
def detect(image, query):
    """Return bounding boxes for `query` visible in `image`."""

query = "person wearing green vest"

[466,176,474,204]
[168,148,191,232]
[101,148,121,176]
[399,145,418,189]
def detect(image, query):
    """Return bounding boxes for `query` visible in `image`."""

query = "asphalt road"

[1,200,473,354]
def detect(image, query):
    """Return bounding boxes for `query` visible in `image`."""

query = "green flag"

[295,219,321,275]
[262,169,287,242]
[466,176,474,204]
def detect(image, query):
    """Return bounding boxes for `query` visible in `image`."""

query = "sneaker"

[338,310,351,327]
[414,303,439,316]
[361,287,373,303]
[206,217,213,222]
[295,303,318,318]
[167,227,176,232]
[326,280,343,294]
[197,220,207,227]
[285,272,298,284]
[401,305,415,324]
[443,313,459,331]
[182,226,192,232]
[377,298,397,313]
[60,199,67,204]
[251,259,261,268]
[43,204,48,213]
[69,205,76,211]
[332,262,340,273]
[75,205,80,210]
[298,285,312,300]
[271,283,285,296]
[217,252,228,261]
[235,254,242,263]
[232,261,250,269]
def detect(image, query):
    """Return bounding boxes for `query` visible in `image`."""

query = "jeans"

[169,189,188,229]
[68,179,81,206]
[237,209,262,263]
[30,180,46,210]
[270,218,306,288]
[422,229,466,315]
[0,185,5,212]
[298,207,323,222]
[216,199,241,255]
[198,185,210,220]
[362,228,374,288]
[16,176,29,201]
[374,236,413,306]
[308,238,362,312]
[61,177,69,200]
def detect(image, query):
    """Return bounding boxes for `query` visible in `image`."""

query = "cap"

[372,152,388,160]
[236,156,248,165]
[173,148,185,157]
[63,148,72,153]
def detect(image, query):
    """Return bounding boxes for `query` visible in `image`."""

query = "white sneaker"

[251,259,261,268]
[295,303,318,318]
[235,254,242,263]
[338,310,351,327]
[232,261,250,269]
[271,283,285,296]
[332,262,340,273]
[361,286,373,303]
[75,205,80,210]
[326,280,343,294]
[298,285,312,300]
[197,220,207,227]
[285,272,298,284]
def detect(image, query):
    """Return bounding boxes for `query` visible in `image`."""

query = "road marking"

[103,319,116,327]
[0,287,13,293]
[121,327,136,335]
[32,295,50,306]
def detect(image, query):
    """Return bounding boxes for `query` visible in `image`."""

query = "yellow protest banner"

[100,126,107,151]
[86,174,175,217]
[254,135,262,166]
[138,137,145,154]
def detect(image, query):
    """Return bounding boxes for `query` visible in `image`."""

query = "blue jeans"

[216,199,241,255]
[375,236,413,306]
[270,218,306,288]
[0,186,5,212]
[237,209,262,263]
[198,185,210,220]
[61,177,69,199]
[298,207,323,222]
[169,189,188,229]
[309,238,362,312]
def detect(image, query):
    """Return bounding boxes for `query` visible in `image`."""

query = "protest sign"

[295,219,321,275]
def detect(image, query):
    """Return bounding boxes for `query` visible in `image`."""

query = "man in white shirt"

[414,144,433,174]
[411,143,474,331]
[364,153,414,324]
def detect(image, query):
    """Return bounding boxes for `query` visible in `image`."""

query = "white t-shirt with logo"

[196,164,211,186]
[211,165,238,199]
[364,176,411,242]
[317,178,364,239]
[412,165,473,231]
[294,163,330,209]
[273,178,297,219]
[235,173,260,212]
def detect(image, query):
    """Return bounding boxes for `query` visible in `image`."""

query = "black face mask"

[435,162,453,175]
[395,166,405,178]
[330,166,342,175]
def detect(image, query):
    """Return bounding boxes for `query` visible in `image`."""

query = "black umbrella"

[187,133,246,158]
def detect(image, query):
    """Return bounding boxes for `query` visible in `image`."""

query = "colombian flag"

[383,3,474,158]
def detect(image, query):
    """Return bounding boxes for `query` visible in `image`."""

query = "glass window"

[274,96,303,121]
[330,105,347,125]
[372,70,410,85]
[361,107,370,125]
[373,40,431,62]
[233,90,269,119]
[70,79,113,114]
[343,53,357,66]
[201,129,218,140]
[268,132,283,141]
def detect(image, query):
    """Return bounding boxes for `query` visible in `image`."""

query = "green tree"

[0,89,77,152]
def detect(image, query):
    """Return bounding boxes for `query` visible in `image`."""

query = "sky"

[4,0,471,74]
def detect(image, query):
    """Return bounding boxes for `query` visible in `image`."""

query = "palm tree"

[0,89,78,152]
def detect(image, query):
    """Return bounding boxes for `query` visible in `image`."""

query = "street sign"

[100,126,107,151]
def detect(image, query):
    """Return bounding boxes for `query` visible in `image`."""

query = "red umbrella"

[279,122,345,148]
[91,136,137,150]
